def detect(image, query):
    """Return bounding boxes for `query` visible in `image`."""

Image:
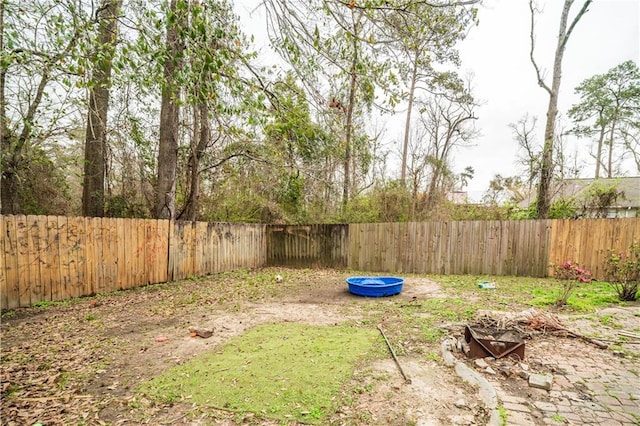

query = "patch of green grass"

[425,351,441,362]
[139,323,378,424]
[33,300,70,308]
[431,275,620,313]
[599,314,622,328]
[422,326,447,343]
[497,405,507,426]
[550,413,565,423]
[2,384,20,398]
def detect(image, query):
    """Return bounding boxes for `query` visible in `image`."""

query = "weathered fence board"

[348,221,553,277]
[266,224,349,268]
[2,216,639,309]
[167,221,266,281]
[0,217,6,309]
[548,218,640,279]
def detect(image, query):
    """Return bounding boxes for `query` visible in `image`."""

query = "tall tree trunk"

[0,0,6,213]
[401,57,419,184]
[606,117,617,178]
[82,0,122,217]
[342,41,358,212]
[154,0,185,219]
[180,103,209,221]
[594,119,606,178]
[531,0,591,218]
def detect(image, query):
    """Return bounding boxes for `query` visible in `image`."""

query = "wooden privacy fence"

[0,216,265,309]
[548,218,640,279]
[169,221,265,281]
[348,220,552,277]
[269,218,640,278]
[266,224,348,268]
[2,216,639,309]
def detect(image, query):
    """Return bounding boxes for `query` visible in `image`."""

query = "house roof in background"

[556,177,640,208]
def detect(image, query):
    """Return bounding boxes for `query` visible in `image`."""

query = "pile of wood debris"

[472,308,608,349]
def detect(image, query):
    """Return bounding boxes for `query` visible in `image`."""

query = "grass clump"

[139,322,378,423]
[432,275,619,313]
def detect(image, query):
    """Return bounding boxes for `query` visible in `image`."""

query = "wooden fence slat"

[25,216,42,303]
[35,217,51,301]
[157,220,169,283]
[46,216,61,302]
[137,219,146,286]
[115,219,125,290]
[67,216,82,298]
[144,220,154,285]
[105,218,117,291]
[15,216,31,307]
[126,219,136,288]
[0,217,7,309]
[56,216,71,301]
[3,216,19,309]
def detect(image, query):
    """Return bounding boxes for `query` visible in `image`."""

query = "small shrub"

[603,243,640,301]
[552,261,592,306]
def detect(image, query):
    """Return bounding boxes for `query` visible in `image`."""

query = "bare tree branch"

[560,0,592,53]
[529,0,552,95]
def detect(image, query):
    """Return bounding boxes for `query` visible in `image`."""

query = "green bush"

[603,243,640,301]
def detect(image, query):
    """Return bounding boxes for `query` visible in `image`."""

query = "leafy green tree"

[263,73,336,222]
[177,0,262,220]
[265,0,390,211]
[569,60,640,178]
[379,3,477,183]
[1,0,95,214]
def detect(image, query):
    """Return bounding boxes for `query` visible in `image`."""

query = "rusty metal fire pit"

[464,326,525,360]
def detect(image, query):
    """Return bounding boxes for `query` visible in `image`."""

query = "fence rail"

[2,216,639,309]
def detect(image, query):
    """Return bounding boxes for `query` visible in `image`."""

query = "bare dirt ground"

[1,269,638,425]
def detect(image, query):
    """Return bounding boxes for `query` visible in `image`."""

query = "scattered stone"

[529,373,553,391]
[454,398,467,408]
[189,327,213,338]
[497,366,513,377]
[612,350,626,357]
[485,367,497,375]
[519,363,529,371]
[517,370,530,380]
[475,359,489,369]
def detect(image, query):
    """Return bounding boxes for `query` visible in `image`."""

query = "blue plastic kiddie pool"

[346,276,405,297]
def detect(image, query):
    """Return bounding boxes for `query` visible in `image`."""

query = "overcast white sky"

[236,0,640,201]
